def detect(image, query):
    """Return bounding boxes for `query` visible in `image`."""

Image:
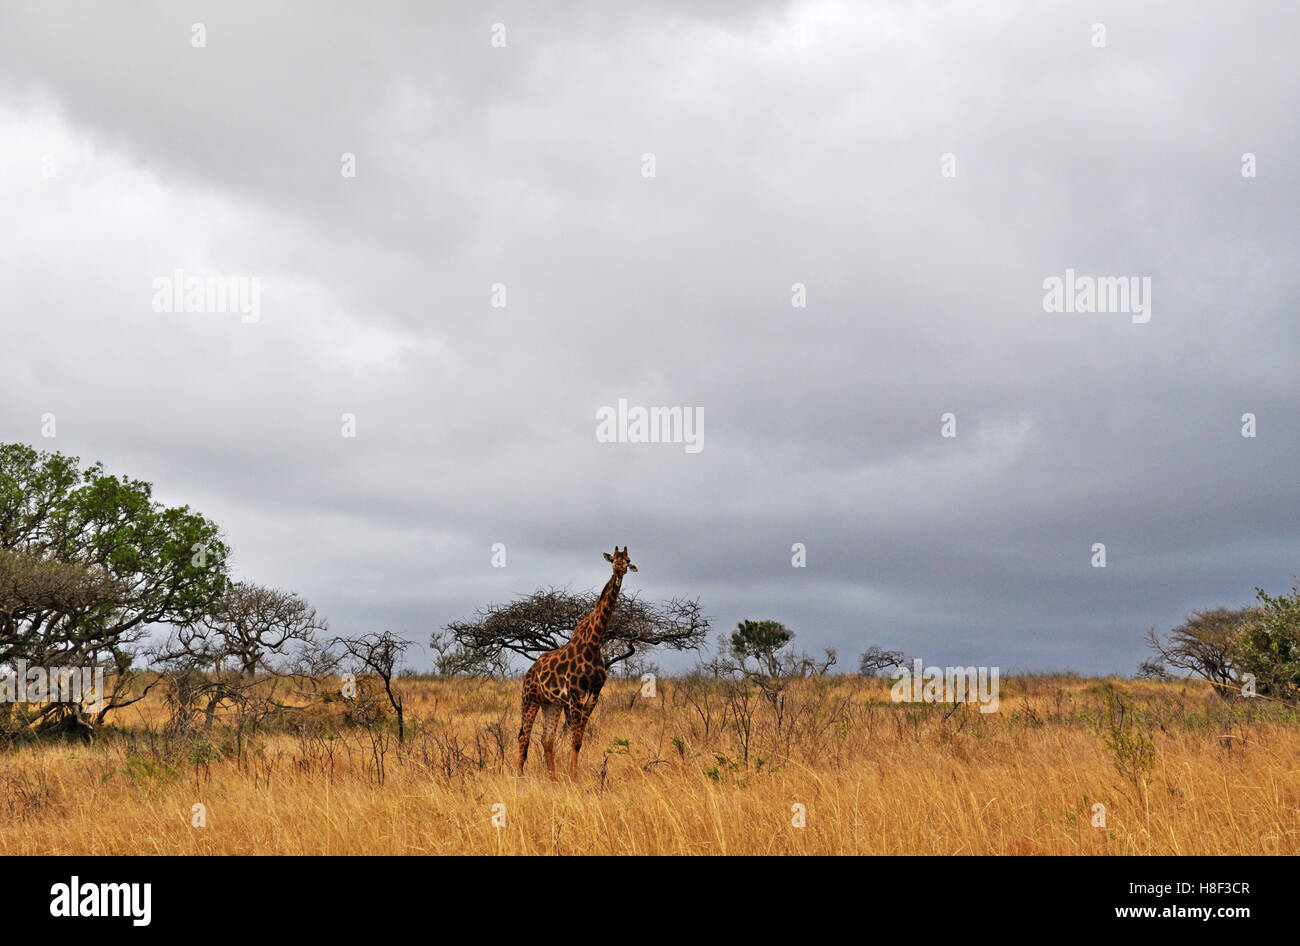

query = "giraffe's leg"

[569,690,602,778]
[562,701,582,777]
[540,703,563,780]
[517,693,540,775]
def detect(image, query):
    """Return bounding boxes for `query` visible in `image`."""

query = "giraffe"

[517,546,637,779]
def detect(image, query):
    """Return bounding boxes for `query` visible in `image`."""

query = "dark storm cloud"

[1,0,1296,674]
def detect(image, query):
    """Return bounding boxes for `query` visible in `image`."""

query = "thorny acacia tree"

[438,587,710,675]
[858,644,906,678]
[1139,607,1256,690]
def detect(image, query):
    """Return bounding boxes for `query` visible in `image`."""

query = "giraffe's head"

[603,546,638,575]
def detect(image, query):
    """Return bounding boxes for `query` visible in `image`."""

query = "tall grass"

[0,675,1295,855]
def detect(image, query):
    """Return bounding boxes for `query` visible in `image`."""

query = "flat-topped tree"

[438,582,709,678]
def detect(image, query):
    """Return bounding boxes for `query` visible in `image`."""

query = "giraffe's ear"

[604,552,614,563]
[627,563,638,572]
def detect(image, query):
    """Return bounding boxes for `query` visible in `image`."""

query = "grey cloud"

[0,1,1296,674]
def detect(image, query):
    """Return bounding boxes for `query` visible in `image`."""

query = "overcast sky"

[1,1,1296,675]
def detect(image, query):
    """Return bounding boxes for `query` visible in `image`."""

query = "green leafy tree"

[0,443,230,731]
[1238,583,1300,702]
[730,620,794,677]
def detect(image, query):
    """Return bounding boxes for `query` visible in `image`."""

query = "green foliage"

[0,442,230,666]
[123,758,179,783]
[1238,583,1300,702]
[703,753,741,784]
[1102,684,1154,789]
[1141,590,1300,706]
[730,619,793,676]
[186,739,219,767]
[605,736,630,755]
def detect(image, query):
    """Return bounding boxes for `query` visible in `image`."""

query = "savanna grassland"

[1,675,1297,855]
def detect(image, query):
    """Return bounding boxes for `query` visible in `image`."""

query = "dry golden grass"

[1,674,1296,855]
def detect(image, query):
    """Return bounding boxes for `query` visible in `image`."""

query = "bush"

[1238,583,1300,702]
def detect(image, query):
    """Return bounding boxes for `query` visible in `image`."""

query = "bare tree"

[150,583,326,731]
[203,583,326,678]
[858,645,906,679]
[335,631,410,743]
[429,630,511,679]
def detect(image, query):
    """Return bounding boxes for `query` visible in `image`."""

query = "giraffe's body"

[517,546,637,778]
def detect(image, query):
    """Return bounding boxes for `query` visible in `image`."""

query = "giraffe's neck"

[572,571,622,653]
